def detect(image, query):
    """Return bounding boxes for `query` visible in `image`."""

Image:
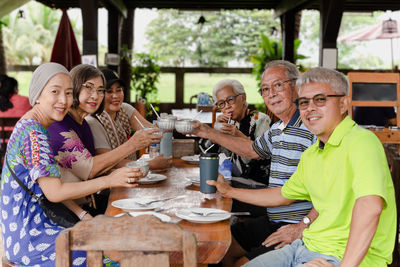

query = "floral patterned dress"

[48,114,94,182]
[0,119,86,267]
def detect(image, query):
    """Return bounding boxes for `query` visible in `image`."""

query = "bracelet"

[79,210,88,220]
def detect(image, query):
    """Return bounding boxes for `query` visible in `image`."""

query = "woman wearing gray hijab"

[0,62,140,267]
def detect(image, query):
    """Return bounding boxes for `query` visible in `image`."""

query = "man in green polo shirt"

[209,67,396,266]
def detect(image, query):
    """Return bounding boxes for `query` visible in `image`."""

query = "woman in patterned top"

[48,65,161,215]
[86,69,171,170]
[0,62,142,266]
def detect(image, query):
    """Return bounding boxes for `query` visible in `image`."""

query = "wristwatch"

[302,216,311,227]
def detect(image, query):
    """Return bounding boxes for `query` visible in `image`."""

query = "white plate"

[185,176,200,186]
[138,174,167,184]
[181,155,200,165]
[111,198,163,212]
[175,208,231,224]
[129,211,171,222]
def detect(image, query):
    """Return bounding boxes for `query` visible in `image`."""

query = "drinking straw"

[204,144,215,153]
[193,110,203,120]
[150,103,161,119]
[134,115,145,129]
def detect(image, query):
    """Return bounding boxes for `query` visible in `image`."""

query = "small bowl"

[126,161,150,177]
[157,117,176,130]
[175,120,195,134]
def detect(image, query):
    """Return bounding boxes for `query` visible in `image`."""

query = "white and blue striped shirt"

[253,110,316,223]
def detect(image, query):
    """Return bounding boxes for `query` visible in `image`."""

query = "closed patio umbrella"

[50,9,81,70]
[338,19,400,68]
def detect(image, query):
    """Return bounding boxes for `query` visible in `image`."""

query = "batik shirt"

[0,119,86,267]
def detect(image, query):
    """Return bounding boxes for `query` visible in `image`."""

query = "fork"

[190,211,250,216]
[135,195,185,206]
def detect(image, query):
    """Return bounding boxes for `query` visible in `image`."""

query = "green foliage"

[146,9,279,66]
[250,33,307,86]
[131,53,161,103]
[1,2,82,65]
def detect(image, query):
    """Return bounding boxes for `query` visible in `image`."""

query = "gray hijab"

[29,62,71,106]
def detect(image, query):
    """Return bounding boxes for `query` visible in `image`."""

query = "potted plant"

[131,53,161,117]
[251,33,307,86]
[250,33,307,120]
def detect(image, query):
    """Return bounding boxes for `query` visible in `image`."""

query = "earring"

[35,100,40,104]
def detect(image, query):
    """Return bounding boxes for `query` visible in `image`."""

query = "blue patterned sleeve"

[24,128,61,182]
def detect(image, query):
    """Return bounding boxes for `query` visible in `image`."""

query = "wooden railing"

[7,65,253,115]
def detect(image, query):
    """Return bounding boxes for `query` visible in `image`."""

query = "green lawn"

[14,71,264,105]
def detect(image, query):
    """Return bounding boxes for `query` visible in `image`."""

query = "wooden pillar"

[319,0,345,68]
[107,6,120,72]
[176,70,184,106]
[120,8,134,103]
[280,9,296,63]
[80,0,98,58]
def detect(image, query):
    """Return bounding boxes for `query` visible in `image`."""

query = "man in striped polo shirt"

[193,60,317,266]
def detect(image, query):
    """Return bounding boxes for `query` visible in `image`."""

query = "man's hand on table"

[262,223,306,249]
[207,174,233,197]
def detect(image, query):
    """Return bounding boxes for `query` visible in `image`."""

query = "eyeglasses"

[258,79,295,97]
[215,94,242,109]
[294,93,345,110]
[82,83,105,96]
[106,87,124,95]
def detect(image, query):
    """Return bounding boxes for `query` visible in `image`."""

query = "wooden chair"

[55,214,197,267]
[0,117,19,170]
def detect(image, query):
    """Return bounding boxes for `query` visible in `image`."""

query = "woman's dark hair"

[70,64,106,115]
[0,76,18,112]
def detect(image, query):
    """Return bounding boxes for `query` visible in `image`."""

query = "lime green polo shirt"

[281,116,396,266]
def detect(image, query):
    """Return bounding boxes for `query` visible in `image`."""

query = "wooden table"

[106,158,232,265]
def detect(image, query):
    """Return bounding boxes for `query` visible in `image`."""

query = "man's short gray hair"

[297,67,349,95]
[264,60,300,81]
[212,79,247,106]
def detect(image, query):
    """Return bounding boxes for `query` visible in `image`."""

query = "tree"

[146,9,280,66]
[298,10,386,68]
[1,2,82,66]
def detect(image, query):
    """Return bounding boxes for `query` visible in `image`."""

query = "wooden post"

[319,0,344,67]
[280,9,295,63]
[176,70,184,106]
[80,0,98,58]
[107,6,121,72]
[120,8,134,103]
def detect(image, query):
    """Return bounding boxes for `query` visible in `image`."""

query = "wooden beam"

[274,0,313,17]
[105,0,127,18]
[319,0,345,67]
